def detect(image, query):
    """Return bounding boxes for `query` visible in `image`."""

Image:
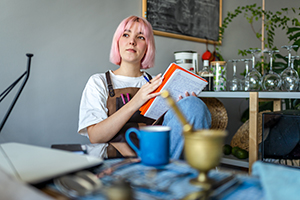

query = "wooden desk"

[43,158,264,200]
[199,91,299,172]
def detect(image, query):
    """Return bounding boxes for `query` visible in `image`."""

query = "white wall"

[0,0,297,147]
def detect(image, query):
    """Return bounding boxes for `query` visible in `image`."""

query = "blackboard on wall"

[142,0,222,44]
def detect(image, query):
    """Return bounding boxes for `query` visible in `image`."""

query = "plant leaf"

[289,32,300,40]
[287,27,300,34]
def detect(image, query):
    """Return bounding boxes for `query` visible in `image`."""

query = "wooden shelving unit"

[199,91,299,172]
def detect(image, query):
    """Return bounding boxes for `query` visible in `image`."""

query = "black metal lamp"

[0,54,34,133]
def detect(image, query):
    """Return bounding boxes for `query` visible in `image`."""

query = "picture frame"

[142,0,222,44]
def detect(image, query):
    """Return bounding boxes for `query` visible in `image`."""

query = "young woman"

[78,16,211,159]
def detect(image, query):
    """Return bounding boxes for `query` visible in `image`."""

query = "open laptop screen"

[0,142,103,186]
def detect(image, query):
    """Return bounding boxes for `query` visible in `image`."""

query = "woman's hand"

[130,73,163,108]
[178,91,197,101]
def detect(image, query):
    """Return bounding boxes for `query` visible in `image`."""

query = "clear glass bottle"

[198,60,214,91]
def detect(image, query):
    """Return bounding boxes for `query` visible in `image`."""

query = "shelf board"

[258,91,299,99]
[199,91,248,98]
[221,155,249,168]
[199,91,300,99]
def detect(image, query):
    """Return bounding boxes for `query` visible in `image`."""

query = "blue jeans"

[162,96,212,159]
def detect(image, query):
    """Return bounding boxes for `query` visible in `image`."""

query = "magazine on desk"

[140,63,208,120]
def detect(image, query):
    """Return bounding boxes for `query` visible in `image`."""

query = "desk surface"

[49,158,264,200]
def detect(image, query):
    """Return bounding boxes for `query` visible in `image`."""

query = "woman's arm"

[109,142,137,157]
[87,74,163,144]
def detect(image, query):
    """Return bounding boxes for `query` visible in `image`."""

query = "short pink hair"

[110,16,155,69]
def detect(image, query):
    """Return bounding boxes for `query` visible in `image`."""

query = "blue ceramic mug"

[125,126,171,166]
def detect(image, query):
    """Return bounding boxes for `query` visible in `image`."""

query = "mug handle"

[125,128,141,157]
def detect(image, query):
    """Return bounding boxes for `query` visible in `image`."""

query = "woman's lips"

[126,49,136,53]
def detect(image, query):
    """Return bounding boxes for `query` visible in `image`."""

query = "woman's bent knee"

[164,96,211,129]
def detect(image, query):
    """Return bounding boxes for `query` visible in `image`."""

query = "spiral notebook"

[140,63,207,120]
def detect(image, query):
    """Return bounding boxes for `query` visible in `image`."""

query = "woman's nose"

[129,38,136,45]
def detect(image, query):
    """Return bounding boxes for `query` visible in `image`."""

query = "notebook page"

[144,69,207,119]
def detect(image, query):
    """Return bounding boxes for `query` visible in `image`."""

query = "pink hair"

[109,16,155,69]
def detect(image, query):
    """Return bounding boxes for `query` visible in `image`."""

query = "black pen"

[143,75,151,84]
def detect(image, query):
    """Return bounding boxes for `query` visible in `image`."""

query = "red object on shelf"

[202,39,212,61]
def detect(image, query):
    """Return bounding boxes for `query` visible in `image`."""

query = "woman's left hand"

[178,91,197,101]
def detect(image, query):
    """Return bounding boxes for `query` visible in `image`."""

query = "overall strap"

[106,71,152,97]
[105,71,115,97]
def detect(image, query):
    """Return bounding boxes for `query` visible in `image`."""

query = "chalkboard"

[142,0,222,44]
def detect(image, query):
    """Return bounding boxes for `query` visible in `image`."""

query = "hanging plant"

[218,4,300,73]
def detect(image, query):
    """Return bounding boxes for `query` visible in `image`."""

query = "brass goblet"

[161,90,227,188]
[184,129,227,188]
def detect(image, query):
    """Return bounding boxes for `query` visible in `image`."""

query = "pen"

[120,94,126,105]
[126,93,130,102]
[143,75,151,84]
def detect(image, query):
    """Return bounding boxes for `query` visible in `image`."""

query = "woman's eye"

[122,33,129,37]
[138,36,145,40]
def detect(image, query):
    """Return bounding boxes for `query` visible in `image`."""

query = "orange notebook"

[139,63,207,120]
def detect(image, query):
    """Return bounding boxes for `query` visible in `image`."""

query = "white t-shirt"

[78,70,149,157]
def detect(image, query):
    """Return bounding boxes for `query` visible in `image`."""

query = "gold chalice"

[184,129,226,188]
[161,90,227,189]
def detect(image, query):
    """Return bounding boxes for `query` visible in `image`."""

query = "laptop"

[0,142,103,186]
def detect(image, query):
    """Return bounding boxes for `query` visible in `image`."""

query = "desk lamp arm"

[0,54,34,133]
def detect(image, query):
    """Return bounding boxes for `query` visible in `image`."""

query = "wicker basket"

[200,97,228,130]
[231,110,271,151]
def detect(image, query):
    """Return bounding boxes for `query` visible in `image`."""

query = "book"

[139,63,208,120]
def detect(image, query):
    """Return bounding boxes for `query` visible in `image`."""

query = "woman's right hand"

[130,73,163,108]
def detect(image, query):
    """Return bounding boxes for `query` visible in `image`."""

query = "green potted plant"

[219,4,300,73]
[218,3,300,121]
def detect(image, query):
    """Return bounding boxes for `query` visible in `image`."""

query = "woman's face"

[118,22,147,66]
